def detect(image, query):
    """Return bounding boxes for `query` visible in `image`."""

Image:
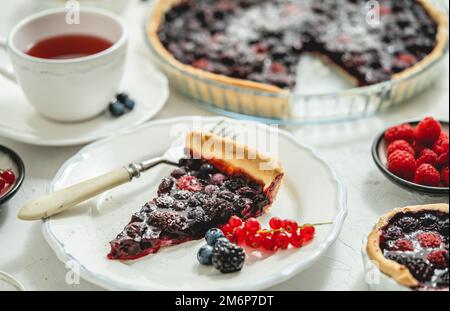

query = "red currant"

[283,219,299,234]
[229,216,243,228]
[303,233,314,243]
[262,234,277,251]
[245,218,261,233]
[246,233,263,248]
[300,225,315,237]
[274,232,290,249]
[1,170,15,185]
[234,226,247,245]
[0,177,5,191]
[222,224,233,235]
[289,232,305,248]
[226,233,237,243]
[269,217,283,230]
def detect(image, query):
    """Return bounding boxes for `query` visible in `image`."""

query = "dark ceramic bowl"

[0,145,25,206]
[372,119,449,197]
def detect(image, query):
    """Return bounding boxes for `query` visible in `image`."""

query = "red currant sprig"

[220,216,332,252]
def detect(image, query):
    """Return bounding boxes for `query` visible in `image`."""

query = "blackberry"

[438,218,449,236]
[212,242,246,273]
[204,185,219,195]
[199,163,216,178]
[237,186,257,198]
[419,213,440,231]
[172,201,187,211]
[173,190,191,200]
[158,178,174,195]
[406,258,434,282]
[396,216,419,233]
[383,226,404,241]
[224,177,246,191]
[187,207,207,222]
[187,196,201,207]
[147,211,187,233]
[125,222,146,239]
[218,190,235,201]
[154,196,175,209]
[437,272,449,288]
[171,168,187,179]
[211,173,227,185]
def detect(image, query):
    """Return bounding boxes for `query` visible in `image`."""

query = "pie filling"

[108,158,275,260]
[158,0,440,89]
[380,210,449,290]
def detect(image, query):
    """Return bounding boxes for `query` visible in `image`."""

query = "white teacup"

[0,7,128,122]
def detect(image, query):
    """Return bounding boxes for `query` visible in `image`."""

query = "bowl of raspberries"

[372,117,449,196]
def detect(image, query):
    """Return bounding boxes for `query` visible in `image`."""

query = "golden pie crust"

[366,203,449,288]
[186,131,284,211]
[147,0,448,119]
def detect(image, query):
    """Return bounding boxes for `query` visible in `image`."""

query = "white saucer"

[43,116,347,291]
[0,51,168,146]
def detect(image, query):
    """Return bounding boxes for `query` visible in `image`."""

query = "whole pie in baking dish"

[367,204,449,291]
[108,132,284,260]
[149,0,448,92]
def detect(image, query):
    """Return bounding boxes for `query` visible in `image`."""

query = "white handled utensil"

[18,147,183,221]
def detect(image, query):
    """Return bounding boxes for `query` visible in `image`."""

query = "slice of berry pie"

[367,204,449,290]
[108,131,284,260]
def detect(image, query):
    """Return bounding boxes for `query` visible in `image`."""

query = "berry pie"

[147,0,448,117]
[108,131,284,260]
[367,204,449,290]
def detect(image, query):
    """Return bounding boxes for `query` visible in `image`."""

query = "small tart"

[108,132,284,260]
[367,204,449,290]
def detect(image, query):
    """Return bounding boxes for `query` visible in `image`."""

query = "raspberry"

[415,117,442,144]
[412,140,430,155]
[176,175,203,192]
[387,150,416,181]
[437,152,449,167]
[417,232,442,248]
[416,149,438,168]
[393,239,414,251]
[427,250,448,269]
[441,167,449,187]
[387,140,415,157]
[414,164,441,187]
[385,123,415,144]
[433,133,449,155]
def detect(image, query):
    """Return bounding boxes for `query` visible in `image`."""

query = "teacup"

[0,7,128,122]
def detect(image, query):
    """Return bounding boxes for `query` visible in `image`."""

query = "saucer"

[0,51,168,146]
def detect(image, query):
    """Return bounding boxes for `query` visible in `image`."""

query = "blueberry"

[199,163,215,178]
[116,92,129,103]
[205,228,224,246]
[109,101,125,117]
[197,244,214,265]
[123,98,136,111]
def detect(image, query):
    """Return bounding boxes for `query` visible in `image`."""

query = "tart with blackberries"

[147,0,448,118]
[367,204,449,290]
[108,131,284,260]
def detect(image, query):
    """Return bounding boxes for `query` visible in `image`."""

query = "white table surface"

[0,0,449,291]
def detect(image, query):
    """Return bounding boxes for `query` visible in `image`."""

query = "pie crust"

[186,131,284,210]
[146,0,448,119]
[366,203,449,288]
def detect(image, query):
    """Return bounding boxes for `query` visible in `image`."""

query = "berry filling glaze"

[158,0,440,89]
[108,158,272,260]
[380,210,449,290]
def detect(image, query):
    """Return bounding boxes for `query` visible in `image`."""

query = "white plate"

[42,117,347,291]
[0,50,168,146]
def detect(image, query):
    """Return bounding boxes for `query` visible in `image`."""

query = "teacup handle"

[0,38,16,82]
